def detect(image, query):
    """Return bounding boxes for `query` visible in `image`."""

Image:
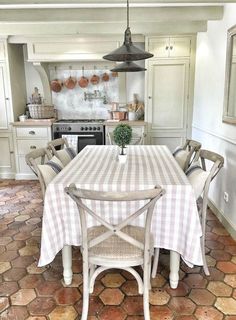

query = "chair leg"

[151,248,160,278]
[81,262,89,320]
[201,237,210,276]
[143,262,150,320]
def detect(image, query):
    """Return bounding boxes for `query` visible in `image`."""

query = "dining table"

[38,145,203,289]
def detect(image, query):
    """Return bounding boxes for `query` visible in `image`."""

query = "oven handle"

[77,134,95,137]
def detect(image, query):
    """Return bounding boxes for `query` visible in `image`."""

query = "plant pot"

[118,154,127,163]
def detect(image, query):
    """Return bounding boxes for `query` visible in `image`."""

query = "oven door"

[77,132,104,152]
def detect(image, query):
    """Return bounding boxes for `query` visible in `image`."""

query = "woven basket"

[28,104,54,119]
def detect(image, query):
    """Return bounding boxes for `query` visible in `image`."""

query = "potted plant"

[113,124,132,163]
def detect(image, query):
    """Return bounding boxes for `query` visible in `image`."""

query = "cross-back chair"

[107,131,145,145]
[25,148,52,198]
[173,139,202,172]
[48,137,76,166]
[65,184,165,320]
[191,149,224,275]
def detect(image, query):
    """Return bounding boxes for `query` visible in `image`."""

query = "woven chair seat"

[88,225,154,260]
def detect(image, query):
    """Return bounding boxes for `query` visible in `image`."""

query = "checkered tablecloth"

[38,145,203,267]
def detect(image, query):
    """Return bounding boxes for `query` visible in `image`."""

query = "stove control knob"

[85,127,88,131]
[81,127,84,131]
[89,127,92,130]
[68,127,71,131]
[97,127,101,131]
[93,127,96,131]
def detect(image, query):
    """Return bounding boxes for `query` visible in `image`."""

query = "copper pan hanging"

[78,66,89,88]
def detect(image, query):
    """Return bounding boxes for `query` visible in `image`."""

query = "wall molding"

[192,123,236,145]
[208,199,236,241]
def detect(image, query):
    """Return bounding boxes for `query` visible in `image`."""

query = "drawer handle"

[30,145,37,149]
[29,131,36,135]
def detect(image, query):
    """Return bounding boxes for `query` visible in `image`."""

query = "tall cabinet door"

[0,63,8,129]
[147,59,190,152]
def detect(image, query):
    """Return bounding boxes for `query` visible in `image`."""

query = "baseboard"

[0,173,15,179]
[15,173,37,180]
[208,200,236,241]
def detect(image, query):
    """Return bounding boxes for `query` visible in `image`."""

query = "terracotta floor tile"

[54,287,81,305]
[169,297,196,315]
[100,288,124,305]
[189,289,215,306]
[2,180,236,320]
[48,306,77,320]
[99,306,126,320]
[217,262,236,273]
[215,297,236,315]
[28,297,56,315]
[207,281,232,296]
[10,288,36,305]
[194,306,223,320]
[0,305,29,320]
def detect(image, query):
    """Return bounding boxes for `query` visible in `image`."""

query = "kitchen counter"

[11,118,56,127]
[104,120,147,126]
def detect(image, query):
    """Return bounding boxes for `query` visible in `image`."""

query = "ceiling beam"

[0,6,223,22]
[0,21,207,35]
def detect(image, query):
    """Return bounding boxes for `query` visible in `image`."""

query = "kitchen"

[1,1,236,319]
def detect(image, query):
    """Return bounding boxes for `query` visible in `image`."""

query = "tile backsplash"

[49,67,119,119]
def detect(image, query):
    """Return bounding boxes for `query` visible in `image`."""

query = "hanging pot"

[112,71,118,78]
[78,66,89,88]
[90,74,100,85]
[102,72,110,82]
[50,79,62,93]
[65,76,76,89]
[50,66,62,93]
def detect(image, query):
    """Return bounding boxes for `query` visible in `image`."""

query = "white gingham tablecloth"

[38,145,203,267]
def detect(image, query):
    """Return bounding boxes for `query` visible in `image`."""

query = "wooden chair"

[65,184,165,320]
[151,149,224,278]
[190,149,224,275]
[107,131,145,145]
[25,148,52,198]
[173,139,202,172]
[48,137,76,166]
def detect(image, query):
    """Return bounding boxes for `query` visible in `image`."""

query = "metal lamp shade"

[111,61,146,72]
[103,27,153,62]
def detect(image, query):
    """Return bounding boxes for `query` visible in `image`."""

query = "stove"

[52,119,105,153]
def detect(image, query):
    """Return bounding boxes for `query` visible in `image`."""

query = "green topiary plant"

[113,124,132,155]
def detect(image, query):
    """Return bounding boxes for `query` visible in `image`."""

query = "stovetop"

[56,119,105,123]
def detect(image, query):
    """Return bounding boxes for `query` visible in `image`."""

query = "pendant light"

[103,0,153,62]
[111,61,146,72]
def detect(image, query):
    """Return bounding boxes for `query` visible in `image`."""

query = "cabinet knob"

[5,97,10,101]
[10,151,14,154]
[148,96,152,99]
[30,146,37,149]
[165,46,169,50]
[29,131,35,135]
[170,46,173,50]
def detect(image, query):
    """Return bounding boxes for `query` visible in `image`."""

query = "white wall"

[193,4,236,236]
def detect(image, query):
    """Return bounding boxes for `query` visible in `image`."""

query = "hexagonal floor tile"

[10,289,36,305]
[189,289,215,306]
[0,306,29,320]
[28,297,56,315]
[48,306,77,320]
[100,288,124,305]
[54,287,81,305]
[215,298,236,315]
[150,305,173,320]
[99,306,126,320]
[0,297,9,313]
[101,273,126,288]
[184,274,207,289]
[195,306,223,320]
[207,281,232,297]
[121,280,139,296]
[217,262,236,273]
[149,288,170,305]
[0,261,11,273]
[0,281,19,297]
[169,297,196,315]
[165,281,190,297]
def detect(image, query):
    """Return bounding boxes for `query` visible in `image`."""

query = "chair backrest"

[65,185,165,258]
[25,148,52,197]
[47,137,69,158]
[173,139,201,172]
[107,131,145,145]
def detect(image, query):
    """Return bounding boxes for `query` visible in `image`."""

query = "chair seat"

[88,225,154,261]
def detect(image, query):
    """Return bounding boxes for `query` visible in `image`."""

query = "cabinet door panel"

[169,37,191,57]
[150,136,184,153]
[148,38,169,58]
[0,134,15,176]
[149,60,189,130]
[0,64,8,129]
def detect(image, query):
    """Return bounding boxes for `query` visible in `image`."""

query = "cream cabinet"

[148,36,191,58]
[12,123,52,180]
[0,133,15,179]
[145,36,196,152]
[105,122,147,145]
